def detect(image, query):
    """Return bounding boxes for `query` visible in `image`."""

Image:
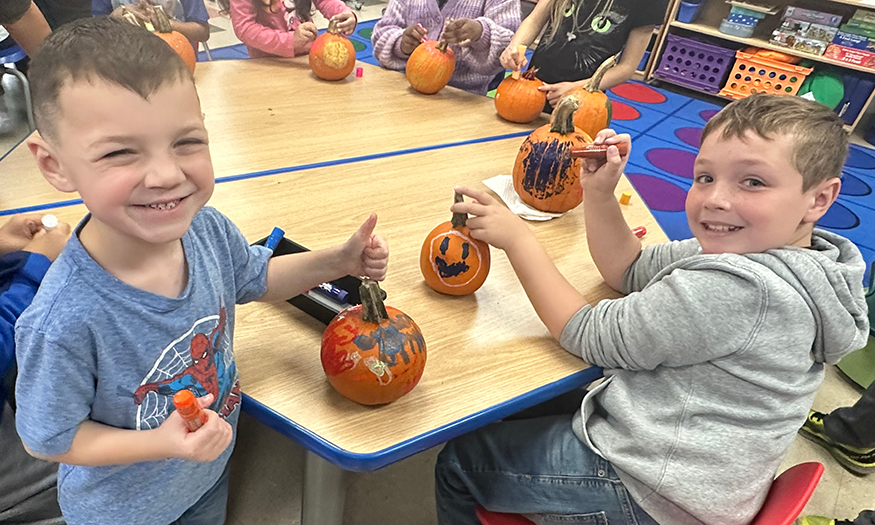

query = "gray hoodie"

[560,229,870,525]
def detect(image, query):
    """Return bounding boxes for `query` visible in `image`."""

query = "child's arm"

[313,0,356,35]
[168,18,210,43]
[371,0,418,70]
[443,0,519,75]
[23,394,232,466]
[498,0,552,71]
[227,0,304,57]
[452,187,587,339]
[580,130,642,292]
[259,214,388,303]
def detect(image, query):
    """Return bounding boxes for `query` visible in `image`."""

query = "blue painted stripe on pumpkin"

[240,365,604,472]
[0,131,531,216]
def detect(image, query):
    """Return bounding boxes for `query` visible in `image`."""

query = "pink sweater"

[372,0,519,95]
[229,0,352,58]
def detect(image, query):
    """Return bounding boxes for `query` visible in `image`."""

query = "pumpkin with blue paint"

[512,97,592,213]
[420,193,490,295]
[321,279,427,405]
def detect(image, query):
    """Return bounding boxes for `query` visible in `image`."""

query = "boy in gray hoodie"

[435,94,871,525]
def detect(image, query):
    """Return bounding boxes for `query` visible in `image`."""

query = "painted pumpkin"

[420,193,490,295]
[406,40,456,95]
[561,55,617,139]
[321,279,427,405]
[309,19,356,81]
[494,68,546,124]
[512,97,592,213]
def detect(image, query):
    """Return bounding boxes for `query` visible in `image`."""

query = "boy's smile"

[687,130,839,255]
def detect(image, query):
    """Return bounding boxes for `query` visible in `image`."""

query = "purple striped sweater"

[371,0,519,95]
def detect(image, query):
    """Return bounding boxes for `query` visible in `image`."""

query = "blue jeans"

[435,414,659,525]
[170,461,230,525]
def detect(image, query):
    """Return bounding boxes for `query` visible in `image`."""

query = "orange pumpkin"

[151,5,196,73]
[512,97,592,213]
[406,40,456,94]
[494,68,547,124]
[561,55,617,139]
[309,19,356,81]
[420,193,490,295]
[321,279,427,405]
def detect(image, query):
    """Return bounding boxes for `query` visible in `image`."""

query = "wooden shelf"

[671,20,875,75]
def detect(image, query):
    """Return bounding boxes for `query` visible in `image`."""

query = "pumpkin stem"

[120,7,141,26]
[151,4,173,34]
[437,40,449,53]
[451,192,467,228]
[327,19,339,34]
[585,54,618,93]
[360,278,389,324]
[521,67,539,81]
[550,97,580,135]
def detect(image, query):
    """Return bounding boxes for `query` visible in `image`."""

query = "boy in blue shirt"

[15,17,388,525]
[439,95,870,525]
[0,213,70,524]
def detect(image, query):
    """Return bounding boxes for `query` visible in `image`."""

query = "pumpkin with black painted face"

[321,279,426,405]
[420,193,490,295]
[512,97,592,213]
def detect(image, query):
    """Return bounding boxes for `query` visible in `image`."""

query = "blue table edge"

[241,365,604,472]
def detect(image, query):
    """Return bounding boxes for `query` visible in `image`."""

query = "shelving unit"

[646,0,875,137]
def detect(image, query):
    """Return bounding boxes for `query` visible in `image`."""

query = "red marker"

[633,226,647,238]
[417,23,427,43]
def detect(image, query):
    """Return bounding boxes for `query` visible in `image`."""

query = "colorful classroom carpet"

[199,20,875,282]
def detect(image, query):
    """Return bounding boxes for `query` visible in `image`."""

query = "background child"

[500,0,669,107]
[15,17,387,525]
[220,0,356,58]
[93,0,211,49]
[371,0,519,95]
[437,94,870,525]
[0,214,70,524]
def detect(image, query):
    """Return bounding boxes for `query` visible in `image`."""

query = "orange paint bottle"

[173,390,208,431]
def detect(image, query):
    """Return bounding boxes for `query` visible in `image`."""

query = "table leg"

[302,450,346,525]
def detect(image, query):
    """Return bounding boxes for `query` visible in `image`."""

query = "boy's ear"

[26,134,77,193]
[803,177,842,224]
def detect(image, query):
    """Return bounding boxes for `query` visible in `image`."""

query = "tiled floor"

[1,6,874,524]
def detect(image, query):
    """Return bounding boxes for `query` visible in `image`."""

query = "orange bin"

[719,50,813,99]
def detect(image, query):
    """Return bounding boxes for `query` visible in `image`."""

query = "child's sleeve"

[454,0,519,74]
[371,0,412,71]
[228,0,299,57]
[313,0,351,24]
[0,252,50,379]
[621,238,702,294]
[560,262,766,370]
[91,0,113,16]
[15,325,97,456]
[181,0,209,23]
[212,212,272,304]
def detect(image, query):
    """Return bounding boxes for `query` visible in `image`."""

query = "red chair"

[476,462,824,525]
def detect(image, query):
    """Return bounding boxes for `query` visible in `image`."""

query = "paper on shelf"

[482,175,566,221]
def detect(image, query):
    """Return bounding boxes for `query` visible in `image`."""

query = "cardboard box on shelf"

[833,30,875,52]
[776,18,839,42]
[771,31,829,55]
[853,9,875,26]
[824,44,875,69]
[782,6,843,27]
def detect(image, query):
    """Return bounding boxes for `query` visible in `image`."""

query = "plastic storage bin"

[719,50,813,99]
[677,1,703,23]
[719,19,756,37]
[653,34,737,93]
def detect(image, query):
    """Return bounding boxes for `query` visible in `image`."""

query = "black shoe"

[799,410,875,476]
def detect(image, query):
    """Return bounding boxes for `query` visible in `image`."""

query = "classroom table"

[0,58,669,525]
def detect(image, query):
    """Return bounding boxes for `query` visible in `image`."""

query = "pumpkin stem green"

[585,54,618,93]
[451,192,467,228]
[437,40,449,53]
[151,5,173,34]
[360,278,389,324]
[327,19,339,34]
[550,97,580,135]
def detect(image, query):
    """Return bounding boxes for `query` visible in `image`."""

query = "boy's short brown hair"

[29,17,193,141]
[700,94,848,191]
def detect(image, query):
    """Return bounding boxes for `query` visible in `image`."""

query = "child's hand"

[401,24,427,55]
[0,214,42,256]
[443,18,482,47]
[539,81,578,107]
[341,214,389,281]
[331,11,356,35]
[452,186,531,252]
[23,222,72,262]
[581,129,632,196]
[294,21,318,49]
[157,394,234,463]
[500,44,527,71]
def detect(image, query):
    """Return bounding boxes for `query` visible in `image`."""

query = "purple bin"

[653,34,737,94]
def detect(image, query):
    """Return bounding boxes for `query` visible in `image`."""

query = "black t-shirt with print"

[530,0,669,85]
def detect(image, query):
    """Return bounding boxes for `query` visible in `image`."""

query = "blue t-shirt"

[92,0,209,23]
[14,207,271,525]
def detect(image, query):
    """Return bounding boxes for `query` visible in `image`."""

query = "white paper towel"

[482,175,566,221]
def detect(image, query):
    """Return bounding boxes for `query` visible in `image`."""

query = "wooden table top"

[0,58,546,213]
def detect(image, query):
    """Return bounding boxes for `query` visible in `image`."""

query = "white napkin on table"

[482,175,567,222]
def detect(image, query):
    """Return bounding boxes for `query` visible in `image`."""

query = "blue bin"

[677,1,703,23]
